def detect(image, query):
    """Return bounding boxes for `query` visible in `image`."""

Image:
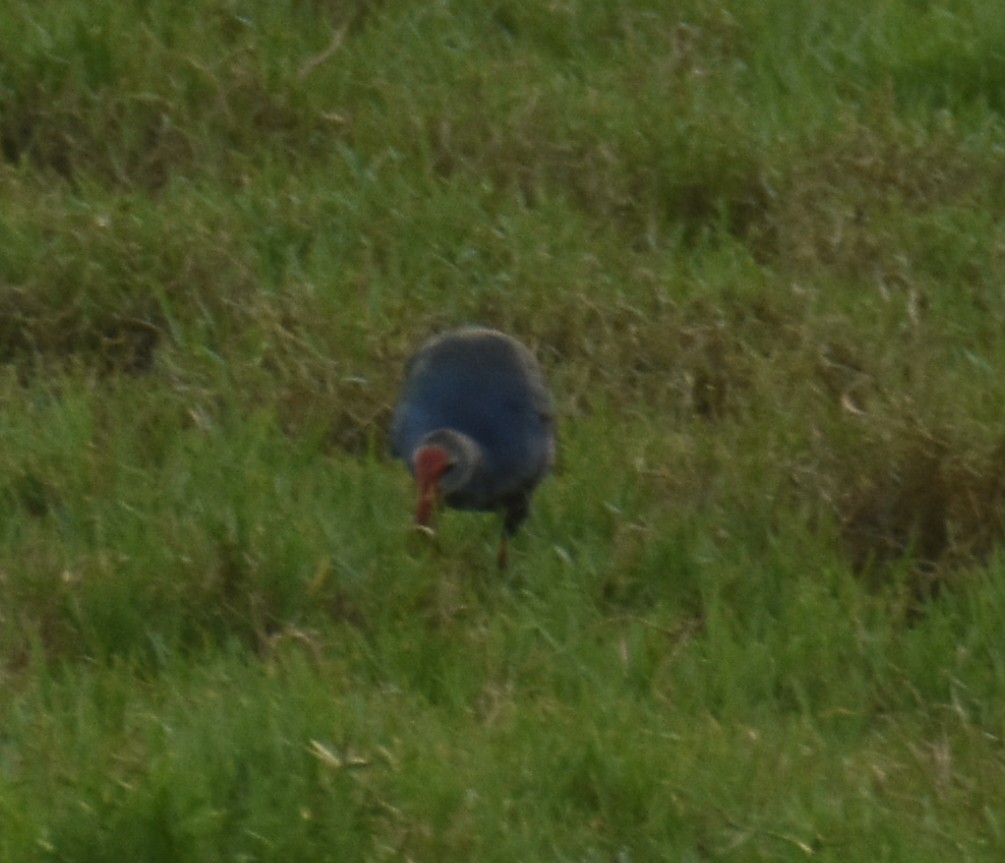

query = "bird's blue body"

[391,327,554,523]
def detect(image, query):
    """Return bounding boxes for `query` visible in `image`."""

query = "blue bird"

[391,327,555,567]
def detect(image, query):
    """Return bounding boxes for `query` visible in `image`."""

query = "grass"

[2,0,1005,859]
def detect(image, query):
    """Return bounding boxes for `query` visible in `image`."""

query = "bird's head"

[411,431,481,528]
[413,443,452,527]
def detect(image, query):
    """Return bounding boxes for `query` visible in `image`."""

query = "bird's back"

[391,328,554,505]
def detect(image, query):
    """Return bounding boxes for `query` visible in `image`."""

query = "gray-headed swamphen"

[391,327,555,567]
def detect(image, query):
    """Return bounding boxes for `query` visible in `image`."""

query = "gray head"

[411,429,483,526]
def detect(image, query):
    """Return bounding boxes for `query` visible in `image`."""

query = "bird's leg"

[497,493,530,570]
[496,531,509,570]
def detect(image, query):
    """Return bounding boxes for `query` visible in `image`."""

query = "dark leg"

[498,493,530,570]
[497,531,509,570]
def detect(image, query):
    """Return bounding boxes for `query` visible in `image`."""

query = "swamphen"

[391,326,555,567]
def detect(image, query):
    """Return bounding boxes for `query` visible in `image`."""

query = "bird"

[390,326,555,568]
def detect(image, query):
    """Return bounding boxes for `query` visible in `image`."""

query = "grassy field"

[2,1,1005,859]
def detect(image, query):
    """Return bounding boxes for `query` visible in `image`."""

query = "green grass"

[2,0,1005,859]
